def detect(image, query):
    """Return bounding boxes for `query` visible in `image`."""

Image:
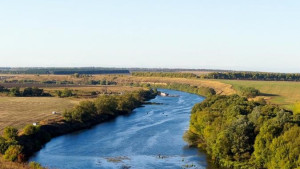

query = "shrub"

[0,136,9,154]
[22,87,44,96]
[0,85,9,92]
[29,161,44,169]
[23,125,40,135]
[63,101,96,122]
[57,88,74,97]
[3,145,23,162]
[9,87,21,96]
[3,127,18,141]
[95,95,118,115]
[237,86,260,98]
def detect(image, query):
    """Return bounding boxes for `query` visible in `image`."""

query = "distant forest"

[133,71,300,81]
[203,72,300,81]
[0,67,230,75]
[132,72,198,78]
[0,68,129,75]
[1,67,300,81]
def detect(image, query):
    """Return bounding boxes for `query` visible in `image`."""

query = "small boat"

[159,92,169,97]
[159,92,179,97]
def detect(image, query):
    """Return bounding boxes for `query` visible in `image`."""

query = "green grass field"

[219,80,300,109]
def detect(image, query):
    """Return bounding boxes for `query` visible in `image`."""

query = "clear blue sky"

[0,0,299,72]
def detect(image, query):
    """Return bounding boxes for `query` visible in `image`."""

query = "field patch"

[0,97,76,132]
[219,80,300,108]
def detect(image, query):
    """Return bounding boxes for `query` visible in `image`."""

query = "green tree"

[3,145,23,162]
[63,101,96,122]
[23,124,40,135]
[0,136,9,154]
[3,127,18,141]
[9,87,21,96]
[267,125,300,168]
[95,95,117,115]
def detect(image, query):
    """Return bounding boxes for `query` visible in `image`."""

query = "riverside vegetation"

[131,83,216,97]
[185,95,300,168]
[0,89,157,168]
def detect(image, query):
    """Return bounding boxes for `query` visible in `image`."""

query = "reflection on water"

[30,89,213,169]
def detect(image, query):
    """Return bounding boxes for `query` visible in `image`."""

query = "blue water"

[30,89,210,169]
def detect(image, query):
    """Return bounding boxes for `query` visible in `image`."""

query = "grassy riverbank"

[0,88,157,168]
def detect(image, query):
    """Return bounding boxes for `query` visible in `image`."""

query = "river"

[30,89,212,169]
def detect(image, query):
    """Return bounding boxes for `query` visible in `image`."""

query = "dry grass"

[0,97,76,132]
[0,155,31,169]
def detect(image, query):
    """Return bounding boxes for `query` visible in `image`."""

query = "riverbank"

[0,89,158,168]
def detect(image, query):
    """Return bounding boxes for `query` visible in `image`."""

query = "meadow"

[219,79,300,109]
[0,83,141,132]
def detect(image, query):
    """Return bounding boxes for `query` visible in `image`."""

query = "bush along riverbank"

[185,94,300,169]
[0,89,158,166]
[129,83,216,97]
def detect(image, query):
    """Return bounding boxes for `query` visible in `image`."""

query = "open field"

[0,97,75,132]
[219,80,300,108]
[0,85,142,132]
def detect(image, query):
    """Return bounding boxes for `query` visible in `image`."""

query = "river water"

[30,89,212,169]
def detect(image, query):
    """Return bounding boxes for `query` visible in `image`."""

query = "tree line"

[63,89,157,122]
[129,83,216,97]
[0,68,130,75]
[154,83,216,97]
[203,72,300,81]
[132,72,199,79]
[0,86,49,97]
[2,79,117,86]
[185,94,300,168]
[132,71,300,81]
